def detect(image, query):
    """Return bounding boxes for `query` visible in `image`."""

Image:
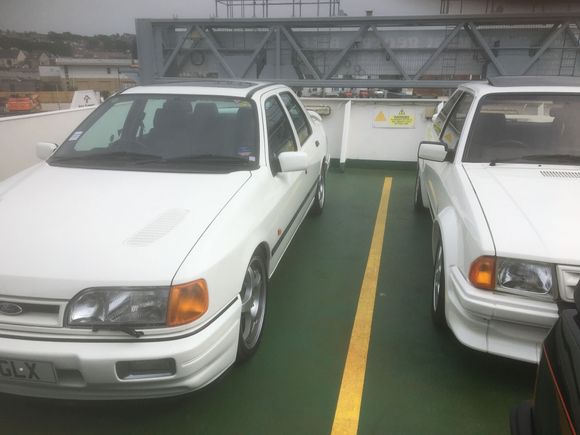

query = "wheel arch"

[432,206,460,269]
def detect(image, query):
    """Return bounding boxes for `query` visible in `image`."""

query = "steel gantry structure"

[136,14,580,89]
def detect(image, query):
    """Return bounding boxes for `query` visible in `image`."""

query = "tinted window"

[440,93,474,152]
[50,94,258,173]
[265,96,297,171]
[464,93,580,164]
[280,92,312,144]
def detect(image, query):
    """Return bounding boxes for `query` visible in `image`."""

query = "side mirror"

[36,142,58,161]
[418,141,449,163]
[278,151,308,173]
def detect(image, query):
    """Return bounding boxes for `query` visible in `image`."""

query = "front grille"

[0,296,64,327]
[557,265,580,303]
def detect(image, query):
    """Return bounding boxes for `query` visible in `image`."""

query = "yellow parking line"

[331,177,392,435]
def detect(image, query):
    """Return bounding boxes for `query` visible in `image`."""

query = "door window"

[265,96,297,172]
[280,92,312,145]
[434,90,462,136]
[440,93,474,152]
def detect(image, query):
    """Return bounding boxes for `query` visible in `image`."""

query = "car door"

[279,91,320,202]
[422,91,474,215]
[262,92,305,268]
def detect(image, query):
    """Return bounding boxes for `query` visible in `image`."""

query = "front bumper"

[446,266,558,363]
[0,299,241,400]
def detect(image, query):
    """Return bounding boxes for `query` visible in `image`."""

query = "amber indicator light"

[469,256,496,290]
[167,279,209,326]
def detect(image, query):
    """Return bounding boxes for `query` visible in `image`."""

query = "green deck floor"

[0,168,535,434]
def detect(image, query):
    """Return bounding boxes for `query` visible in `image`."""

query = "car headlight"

[469,256,555,298]
[496,258,554,295]
[67,287,170,327]
[67,280,209,328]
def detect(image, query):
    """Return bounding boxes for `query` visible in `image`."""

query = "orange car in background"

[6,95,41,113]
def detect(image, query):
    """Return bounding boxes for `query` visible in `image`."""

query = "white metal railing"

[0,98,439,181]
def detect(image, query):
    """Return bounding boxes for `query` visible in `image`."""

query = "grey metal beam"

[369,25,410,80]
[280,26,322,79]
[276,26,281,79]
[565,24,579,47]
[195,25,237,78]
[144,13,580,29]
[519,22,569,75]
[464,22,507,76]
[161,26,194,76]
[279,79,465,88]
[154,77,466,88]
[413,23,462,80]
[241,28,275,78]
[323,25,369,79]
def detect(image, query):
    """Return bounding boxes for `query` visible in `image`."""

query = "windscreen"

[463,93,580,165]
[49,94,259,173]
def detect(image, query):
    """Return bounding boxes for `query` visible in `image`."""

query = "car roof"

[122,80,279,98]
[460,76,580,98]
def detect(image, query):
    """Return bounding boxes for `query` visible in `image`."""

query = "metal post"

[276,26,281,79]
[339,100,352,171]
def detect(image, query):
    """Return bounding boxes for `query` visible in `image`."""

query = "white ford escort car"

[0,81,329,398]
[416,76,580,363]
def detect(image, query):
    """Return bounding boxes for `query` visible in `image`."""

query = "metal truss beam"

[369,25,410,80]
[241,28,275,78]
[323,25,369,79]
[413,23,462,80]
[464,22,507,75]
[136,13,580,86]
[161,26,194,76]
[519,22,569,75]
[196,25,237,78]
[141,13,580,29]
[280,26,322,79]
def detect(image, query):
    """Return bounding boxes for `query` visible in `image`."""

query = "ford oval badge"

[0,302,23,316]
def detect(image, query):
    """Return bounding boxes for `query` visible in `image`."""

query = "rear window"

[464,93,580,165]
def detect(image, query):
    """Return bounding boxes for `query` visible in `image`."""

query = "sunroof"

[155,79,261,89]
[489,75,580,87]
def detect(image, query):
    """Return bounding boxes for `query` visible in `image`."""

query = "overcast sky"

[0,0,438,35]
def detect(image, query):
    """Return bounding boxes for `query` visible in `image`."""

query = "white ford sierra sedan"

[0,81,329,398]
[416,76,580,363]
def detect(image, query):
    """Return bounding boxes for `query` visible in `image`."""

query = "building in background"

[39,58,137,92]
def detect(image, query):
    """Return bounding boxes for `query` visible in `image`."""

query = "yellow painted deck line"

[331,177,392,435]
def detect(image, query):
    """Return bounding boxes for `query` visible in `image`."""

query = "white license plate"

[0,358,56,383]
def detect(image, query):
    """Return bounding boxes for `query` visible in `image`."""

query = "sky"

[0,0,438,35]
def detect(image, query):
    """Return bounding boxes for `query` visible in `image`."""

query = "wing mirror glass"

[36,142,58,161]
[418,141,449,162]
[278,151,308,173]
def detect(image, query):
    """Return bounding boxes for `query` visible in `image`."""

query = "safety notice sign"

[373,109,415,129]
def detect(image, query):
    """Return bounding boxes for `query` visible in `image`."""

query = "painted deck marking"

[331,177,392,435]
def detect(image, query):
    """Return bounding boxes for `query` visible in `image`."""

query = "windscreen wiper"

[91,324,145,338]
[490,153,580,166]
[50,151,163,164]
[164,154,252,164]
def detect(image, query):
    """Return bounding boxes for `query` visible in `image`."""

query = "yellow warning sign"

[373,108,415,129]
[374,111,387,122]
[389,109,415,127]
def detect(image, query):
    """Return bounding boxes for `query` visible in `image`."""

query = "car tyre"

[236,250,268,362]
[432,241,448,329]
[414,172,424,212]
[310,164,326,216]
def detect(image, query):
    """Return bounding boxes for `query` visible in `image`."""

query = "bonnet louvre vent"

[540,170,580,179]
[125,209,189,247]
